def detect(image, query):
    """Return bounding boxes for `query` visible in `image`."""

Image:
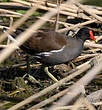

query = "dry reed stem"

[85,42,102,49]
[4,0,101,21]
[9,62,90,110]
[0,2,27,6]
[0,14,21,17]
[85,48,101,53]
[28,74,91,110]
[0,6,37,42]
[0,8,23,16]
[27,88,70,110]
[37,16,73,26]
[47,106,72,110]
[11,0,32,6]
[82,97,96,110]
[72,97,85,110]
[58,19,97,33]
[87,89,102,104]
[48,56,102,110]
[54,0,61,31]
[0,45,16,48]
[11,0,90,19]
[0,1,101,109]
[75,3,102,22]
[0,25,9,29]
[74,53,100,63]
[94,101,102,106]
[28,0,102,15]
[95,35,102,42]
[10,59,92,110]
[31,0,77,13]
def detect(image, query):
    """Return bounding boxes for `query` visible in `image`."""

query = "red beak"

[89,30,96,42]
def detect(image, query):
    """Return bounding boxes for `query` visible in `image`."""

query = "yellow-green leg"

[44,67,58,83]
[70,62,76,69]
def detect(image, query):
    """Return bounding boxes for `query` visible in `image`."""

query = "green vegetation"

[2,0,10,2]
[17,10,40,16]
[33,11,40,16]
[83,0,102,7]
[3,102,17,109]
[17,10,26,14]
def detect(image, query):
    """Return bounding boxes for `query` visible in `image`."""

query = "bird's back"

[20,31,67,55]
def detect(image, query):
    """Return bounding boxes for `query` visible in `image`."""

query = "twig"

[54,0,61,31]
[0,45,18,48]
[85,42,102,49]
[0,2,29,10]
[0,14,22,17]
[94,101,102,106]
[87,89,102,103]
[95,35,102,42]
[0,6,38,43]
[11,0,90,19]
[58,19,97,33]
[72,96,85,110]
[10,0,32,6]
[0,25,9,29]
[81,97,96,110]
[83,48,101,53]
[0,8,23,16]
[0,2,28,6]
[48,56,102,109]
[0,63,26,71]
[37,16,73,26]
[74,54,99,63]
[9,64,90,110]
[13,59,92,110]
[75,3,102,22]
[27,88,70,110]
[29,0,102,15]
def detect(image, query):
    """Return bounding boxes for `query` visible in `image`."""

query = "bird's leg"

[26,55,31,73]
[44,66,58,83]
[24,56,41,85]
[70,61,76,69]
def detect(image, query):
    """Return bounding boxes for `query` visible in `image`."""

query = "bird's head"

[76,27,96,42]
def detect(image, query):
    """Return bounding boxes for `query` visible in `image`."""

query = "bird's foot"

[44,67,58,83]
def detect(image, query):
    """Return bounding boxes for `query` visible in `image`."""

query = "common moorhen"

[4,27,96,82]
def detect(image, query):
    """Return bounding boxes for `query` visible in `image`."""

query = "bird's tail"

[3,27,18,43]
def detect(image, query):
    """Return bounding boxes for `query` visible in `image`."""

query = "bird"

[3,27,96,82]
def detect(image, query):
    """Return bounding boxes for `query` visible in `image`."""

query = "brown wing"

[22,31,67,53]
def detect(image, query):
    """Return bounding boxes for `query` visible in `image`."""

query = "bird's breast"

[34,42,83,65]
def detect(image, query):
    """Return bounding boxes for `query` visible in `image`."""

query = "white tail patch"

[3,30,18,43]
[3,30,19,49]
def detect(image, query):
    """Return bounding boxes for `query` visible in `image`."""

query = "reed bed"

[0,0,102,110]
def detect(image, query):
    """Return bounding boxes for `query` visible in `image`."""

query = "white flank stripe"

[38,46,65,56]
[37,52,51,56]
[50,45,65,53]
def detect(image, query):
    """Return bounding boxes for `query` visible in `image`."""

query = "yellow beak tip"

[94,40,97,43]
